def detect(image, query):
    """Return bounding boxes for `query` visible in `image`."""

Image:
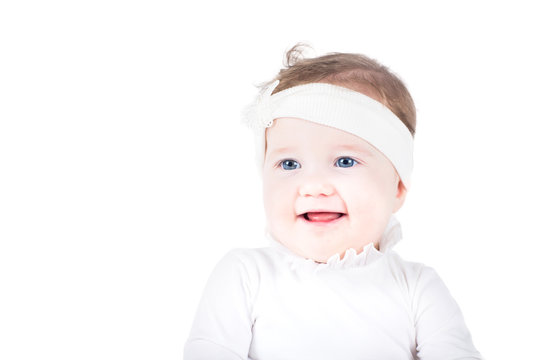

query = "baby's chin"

[285,240,361,264]
[307,248,353,264]
[269,227,380,263]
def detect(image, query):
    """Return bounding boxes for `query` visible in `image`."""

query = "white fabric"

[243,81,414,189]
[184,217,482,360]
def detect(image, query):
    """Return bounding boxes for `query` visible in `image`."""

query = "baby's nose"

[298,178,336,197]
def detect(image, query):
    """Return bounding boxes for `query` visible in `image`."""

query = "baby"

[184,45,483,359]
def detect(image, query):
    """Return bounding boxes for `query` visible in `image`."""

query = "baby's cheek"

[262,180,280,210]
[360,174,394,198]
[264,186,294,223]
[348,188,388,215]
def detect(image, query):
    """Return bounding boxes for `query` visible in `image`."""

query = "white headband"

[243,81,414,189]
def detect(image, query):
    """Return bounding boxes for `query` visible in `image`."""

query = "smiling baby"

[184,44,483,360]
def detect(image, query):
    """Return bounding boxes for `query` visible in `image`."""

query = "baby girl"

[184,45,483,360]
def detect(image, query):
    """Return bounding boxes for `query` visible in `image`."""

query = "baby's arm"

[184,250,255,360]
[412,265,483,359]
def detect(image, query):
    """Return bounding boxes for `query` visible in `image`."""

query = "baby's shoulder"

[385,251,433,284]
[385,251,448,294]
[386,250,424,269]
[218,246,283,274]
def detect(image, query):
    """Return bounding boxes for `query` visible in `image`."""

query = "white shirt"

[184,217,482,359]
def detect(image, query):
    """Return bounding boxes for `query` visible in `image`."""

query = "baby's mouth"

[301,212,346,222]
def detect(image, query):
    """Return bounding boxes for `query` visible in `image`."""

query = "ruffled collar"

[267,215,403,272]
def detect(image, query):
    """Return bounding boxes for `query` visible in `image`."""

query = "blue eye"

[280,159,300,170]
[336,157,357,168]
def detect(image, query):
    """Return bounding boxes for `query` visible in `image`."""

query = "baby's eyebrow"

[266,144,374,158]
[334,144,375,157]
[266,146,296,158]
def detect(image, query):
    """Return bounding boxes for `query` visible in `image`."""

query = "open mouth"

[300,212,346,223]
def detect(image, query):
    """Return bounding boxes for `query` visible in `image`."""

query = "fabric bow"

[242,80,280,131]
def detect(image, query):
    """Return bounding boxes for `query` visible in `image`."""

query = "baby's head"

[245,44,416,263]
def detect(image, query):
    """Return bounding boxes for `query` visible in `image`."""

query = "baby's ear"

[392,180,408,213]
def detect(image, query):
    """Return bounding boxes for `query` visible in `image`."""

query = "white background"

[1,1,539,359]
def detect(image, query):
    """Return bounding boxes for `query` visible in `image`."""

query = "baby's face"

[262,117,407,263]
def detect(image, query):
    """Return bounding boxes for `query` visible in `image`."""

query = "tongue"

[306,212,342,222]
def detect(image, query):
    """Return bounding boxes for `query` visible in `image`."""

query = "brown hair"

[264,44,416,136]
